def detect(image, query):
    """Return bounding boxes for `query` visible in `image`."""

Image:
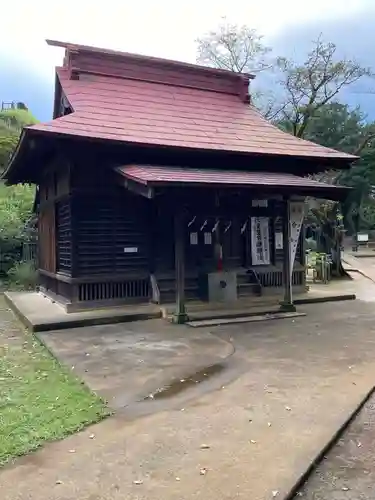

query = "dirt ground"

[297,391,375,499]
[2,296,375,500]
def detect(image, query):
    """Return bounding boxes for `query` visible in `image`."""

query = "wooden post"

[173,211,188,324]
[280,196,296,312]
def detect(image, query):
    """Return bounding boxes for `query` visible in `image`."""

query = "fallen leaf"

[133,480,143,485]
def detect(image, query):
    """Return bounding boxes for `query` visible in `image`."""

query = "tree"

[0,107,37,276]
[276,36,373,138]
[285,102,373,153]
[196,19,272,74]
[0,108,38,173]
[197,24,372,134]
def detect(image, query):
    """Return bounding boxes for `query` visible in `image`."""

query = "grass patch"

[0,299,110,465]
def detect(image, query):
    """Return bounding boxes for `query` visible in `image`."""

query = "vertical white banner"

[289,202,305,277]
[251,217,270,265]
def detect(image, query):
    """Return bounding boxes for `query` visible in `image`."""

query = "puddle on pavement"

[144,362,226,401]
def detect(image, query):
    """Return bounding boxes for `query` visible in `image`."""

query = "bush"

[7,261,37,290]
[306,237,317,251]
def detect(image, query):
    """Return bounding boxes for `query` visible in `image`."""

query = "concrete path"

[38,321,234,411]
[3,291,375,500]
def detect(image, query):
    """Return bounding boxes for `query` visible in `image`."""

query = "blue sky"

[1,0,374,121]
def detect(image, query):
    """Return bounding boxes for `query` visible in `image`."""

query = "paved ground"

[2,286,375,500]
[38,321,234,411]
[294,251,375,499]
[298,391,375,499]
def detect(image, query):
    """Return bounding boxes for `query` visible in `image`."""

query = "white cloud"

[0,0,370,80]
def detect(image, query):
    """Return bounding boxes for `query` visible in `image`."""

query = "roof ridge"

[48,39,251,103]
[47,39,255,80]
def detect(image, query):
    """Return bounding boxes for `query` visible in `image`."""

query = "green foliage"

[0,108,38,129]
[7,261,37,290]
[297,103,371,153]
[0,108,37,277]
[0,109,37,172]
[275,37,371,138]
[0,183,35,239]
[0,296,110,465]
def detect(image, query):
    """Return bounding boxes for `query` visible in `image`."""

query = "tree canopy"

[0,108,37,173]
[0,106,37,275]
[196,22,375,234]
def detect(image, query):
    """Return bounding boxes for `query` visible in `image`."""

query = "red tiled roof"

[116,165,349,198]
[25,40,356,162]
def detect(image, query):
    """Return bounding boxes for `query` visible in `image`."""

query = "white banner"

[289,201,305,277]
[251,217,270,265]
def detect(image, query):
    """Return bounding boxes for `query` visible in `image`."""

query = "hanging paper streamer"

[289,201,305,277]
[251,217,270,265]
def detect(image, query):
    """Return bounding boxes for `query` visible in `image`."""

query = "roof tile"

[27,41,356,163]
[117,165,346,190]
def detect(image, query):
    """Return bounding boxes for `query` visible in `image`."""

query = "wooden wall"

[71,190,149,277]
[38,158,71,274]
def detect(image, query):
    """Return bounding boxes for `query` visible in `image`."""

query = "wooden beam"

[280,196,296,312]
[173,211,188,324]
[115,174,154,198]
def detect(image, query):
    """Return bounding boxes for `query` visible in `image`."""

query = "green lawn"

[0,301,110,465]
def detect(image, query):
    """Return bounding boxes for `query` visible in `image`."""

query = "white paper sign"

[124,247,138,253]
[190,232,198,245]
[357,233,369,242]
[251,217,270,265]
[204,232,212,245]
[275,232,283,250]
[289,201,305,276]
[252,199,268,208]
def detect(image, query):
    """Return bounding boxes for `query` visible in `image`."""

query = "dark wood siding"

[38,205,56,273]
[56,198,72,273]
[73,190,149,277]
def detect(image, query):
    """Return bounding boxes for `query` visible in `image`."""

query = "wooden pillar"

[280,196,296,312]
[173,211,188,324]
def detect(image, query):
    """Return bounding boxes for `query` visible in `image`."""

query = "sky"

[1,0,374,121]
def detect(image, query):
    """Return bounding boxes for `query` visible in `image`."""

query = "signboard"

[289,202,305,277]
[357,233,369,242]
[251,217,270,265]
[275,232,283,250]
